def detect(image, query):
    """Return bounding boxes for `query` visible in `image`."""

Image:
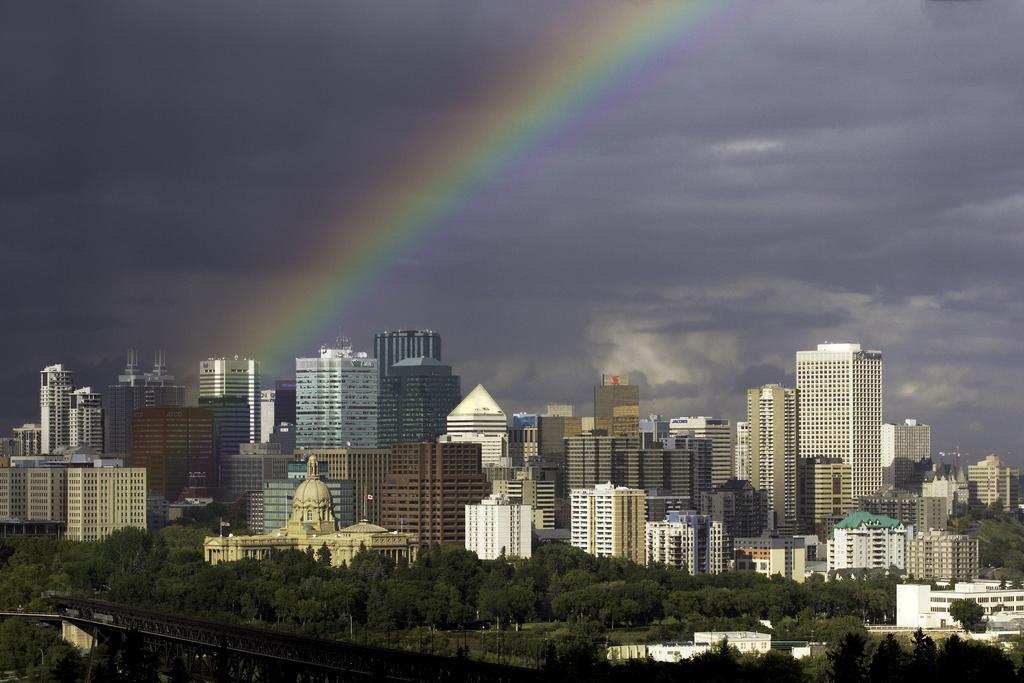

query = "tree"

[316,543,332,566]
[907,629,937,680]
[869,634,905,683]
[949,598,985,632]
[827,632,867,683]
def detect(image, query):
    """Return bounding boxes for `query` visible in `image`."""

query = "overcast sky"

[3,1,1024,462]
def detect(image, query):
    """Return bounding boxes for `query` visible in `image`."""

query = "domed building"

[204,455,418,566]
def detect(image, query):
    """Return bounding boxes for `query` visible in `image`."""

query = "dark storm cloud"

[3,1,1024,461]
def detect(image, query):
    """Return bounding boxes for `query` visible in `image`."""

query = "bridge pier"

[61,620,95,651]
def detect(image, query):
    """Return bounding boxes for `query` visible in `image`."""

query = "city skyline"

[4,2,1024,459]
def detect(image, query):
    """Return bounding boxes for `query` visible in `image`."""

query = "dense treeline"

[0,524,1019,681]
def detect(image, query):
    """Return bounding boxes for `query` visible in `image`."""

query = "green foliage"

[949,599,985,631]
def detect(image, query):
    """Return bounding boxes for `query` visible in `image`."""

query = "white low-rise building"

[897,581,1024,629]
[608,631,771,663]
[465,494,532,559]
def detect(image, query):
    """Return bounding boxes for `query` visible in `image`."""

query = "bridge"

[33,597,540,682]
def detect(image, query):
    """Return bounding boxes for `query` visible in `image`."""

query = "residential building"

[859,491,947,532]
[65,467,147,541]
[827,511,910,572]
[645,510,724,574]
[594,374,640,437]
[492,469,555,529]
[0,467,67,521]
[669,417,733,488]
[296,345,378,449]
[906,531,979,583]
[68,387,104,452]
[967,454,1020,511]
[380,442,490,545]
[131,407,215,501]
[645,490,693,524]
[733,532,806,582]
[378,357,461,447]
[734,421,750,480]
[465,494,532,560]
[881,419,931,490]
[746,385,798,532]
[698,479,769,554]
[105,350,185,457]
[205,456,417,566]
[260,389,276,443]
[13,424,41,457]
[796,457,853,536]
[796,343,883,498]
[40,364,74,453]
[299,447,391,523]
[199,356,261,444]
[439,384,508,468]
[897,582,1024,629]
[373,330,442,382]
[570,483,645,564]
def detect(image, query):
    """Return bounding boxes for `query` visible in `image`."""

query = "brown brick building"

[380,442,489,546]
[132,406,215,501]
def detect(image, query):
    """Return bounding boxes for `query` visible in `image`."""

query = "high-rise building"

[796,343,883,499]
[377,357,461,447]
[199,396,251,462]
[12,424,41,457]
[796,457,853,535]
[698,480,770,555]
[669,417,733,488]
[131,407,215,501]
[380,442,489,545]
[261,460,355,532]
[40,364,74,453]
[859,492,947,532]
[217,444,292,503]
[967,454,1020,511]
[594,374,640,437]
[0,467,67,521]
[639,415,671,448]
[570,483,646,564]
[906,531,979,583]
[274,380,297,425]
[546,404,574,417]
[734,421,750,480]
[373,330,442,381]
[733,533,806,583]
[508,426,538,466]
[922,463,970,516]
[105,350,185,457]
[68,387,104,452]
[645,510,724,574]
[260,389,276,443]
[565,435,640,492]
[298,447,391,523]
[746,385,798,532]
[465,494,532,560]
[882,419,931,490]
[491,470,556,529]
[199,356,261,444]
[65,467,147,541]
[827,511,910,572]
[296,346,378,449]
[440,384,508,468]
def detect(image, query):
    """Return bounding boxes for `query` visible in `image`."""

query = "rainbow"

[237,0,740,369]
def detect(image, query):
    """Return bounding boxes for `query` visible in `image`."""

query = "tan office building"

[570,483,646,564]
[66,468,147,541]
[492,474,555,529]
[300,447,391,522]
[967,454,1020,511]
[796,457,852,536]
[594,375,640,437]
[747,385,798,532]
[0,467,67,521]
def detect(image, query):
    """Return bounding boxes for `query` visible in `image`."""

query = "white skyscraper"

[440,384,508,468]
[199,357,261,443]
[40,364,74,454]
[465,494,532,560]
[796,343,883,499]
[260,389,276,443]
[747,384,798,532]
[570,483,646,564]
[68,387,104,452]
[669,417,733,487]
[881,419,931,489]
[296,345,378,449]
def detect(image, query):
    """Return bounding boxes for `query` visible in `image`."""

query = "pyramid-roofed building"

[442,384,508,468]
